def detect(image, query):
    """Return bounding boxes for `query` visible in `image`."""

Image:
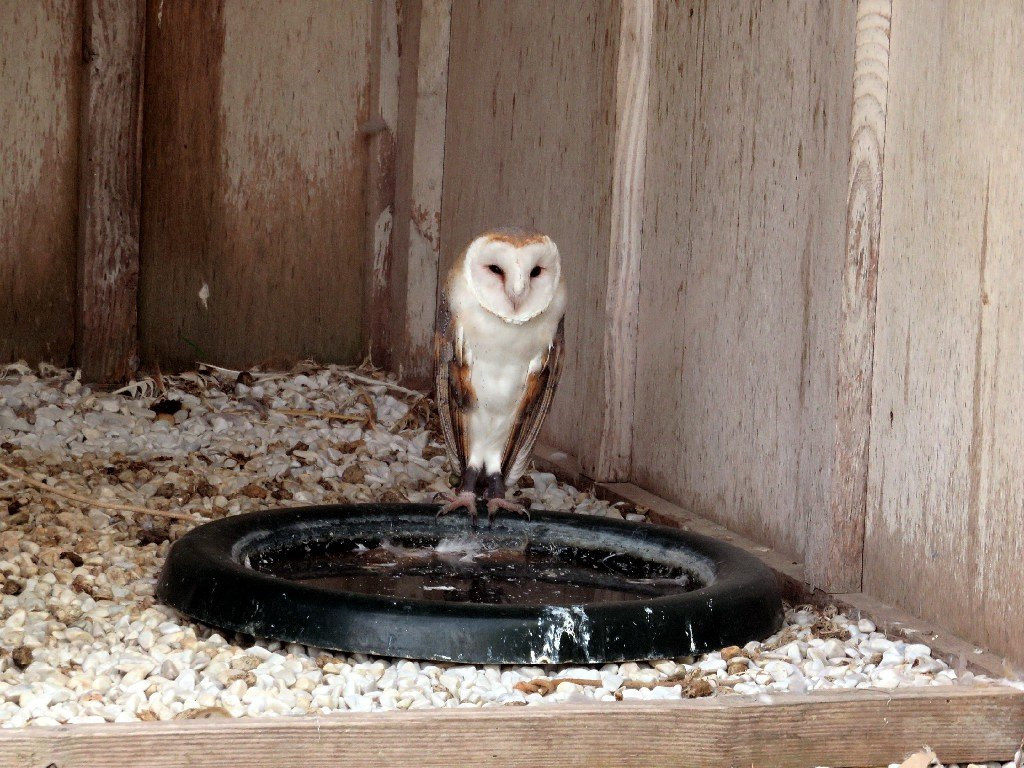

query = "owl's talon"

[485,497,530,522]
[436,491,479,521]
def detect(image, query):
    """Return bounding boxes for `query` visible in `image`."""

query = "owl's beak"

[506,274,528,311]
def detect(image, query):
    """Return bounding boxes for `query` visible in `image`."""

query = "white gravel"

[0,360,1006,753]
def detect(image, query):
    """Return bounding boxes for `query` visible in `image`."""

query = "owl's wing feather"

[501,317,565,484]
[434,294,473,473]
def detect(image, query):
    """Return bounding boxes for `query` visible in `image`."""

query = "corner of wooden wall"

[806,0,892,593]
[588,0,654,483]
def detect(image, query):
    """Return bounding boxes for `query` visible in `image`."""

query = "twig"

[0,461,200,523]
[274,408,363,422]
[339,370,425,399]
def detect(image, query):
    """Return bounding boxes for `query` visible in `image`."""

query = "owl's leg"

[436,466,481,520]
[483,473,530,522]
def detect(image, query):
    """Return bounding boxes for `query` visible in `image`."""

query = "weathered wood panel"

[363,0,401,370]
[807,0,892,592]
[864,0,1024,664]
[595,0,652,481]
[0,687,1021,768]
[633,0,857,560]
[0,1,81,366]
[389,0,452,386]
[140,0,371,371]
[439,0,620,475]
[76,0,146,384]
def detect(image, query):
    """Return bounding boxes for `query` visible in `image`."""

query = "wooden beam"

[75,0,145,384]
[0,687,1020,768]
[390,0,451,388]
[593,0,653,482]
[363,0,400,369]
[807,0,892,592]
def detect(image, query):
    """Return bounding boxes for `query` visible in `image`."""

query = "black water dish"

[157,503,784,664]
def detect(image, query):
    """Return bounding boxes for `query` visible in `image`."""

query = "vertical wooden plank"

[140,0,372,371]
[0,1,81,366]
[363,0,401,369]
[76,0,146,384]
[633,0,856,560]
[594,0,653,481]
[865,0,1024,665]
[438,0,620,474]
[390,0,452,386]
[806,0,892,592]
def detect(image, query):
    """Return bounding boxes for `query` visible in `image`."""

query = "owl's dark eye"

[530,265,542,278]
[488,264,504,276]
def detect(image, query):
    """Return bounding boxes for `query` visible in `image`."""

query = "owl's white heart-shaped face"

[462,232,561,324]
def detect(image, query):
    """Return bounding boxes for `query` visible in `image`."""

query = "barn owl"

[434,228,566,521]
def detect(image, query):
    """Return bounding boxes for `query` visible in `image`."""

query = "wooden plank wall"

[76,0,147,384]
[388,0,452,385]
[632,0,857,561]
[139,0,372,371]
[0,1,82,366]
[438,0,621,476]
[863,0,1024,664]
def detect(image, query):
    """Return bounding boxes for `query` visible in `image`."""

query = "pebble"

[0,362,1001,733]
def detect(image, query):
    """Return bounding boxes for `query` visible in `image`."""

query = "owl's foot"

[485,497,531,522]
[436,491,479,521]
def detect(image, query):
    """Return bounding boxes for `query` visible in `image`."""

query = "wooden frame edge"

[0,686,1020,768]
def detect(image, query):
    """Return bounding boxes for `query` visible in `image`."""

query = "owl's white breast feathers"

[446,265,565,476]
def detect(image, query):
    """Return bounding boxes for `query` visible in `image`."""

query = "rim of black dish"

[156,503,784,664]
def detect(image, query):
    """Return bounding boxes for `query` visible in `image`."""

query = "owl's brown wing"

[434,294,473,474]
[501,317,565,485]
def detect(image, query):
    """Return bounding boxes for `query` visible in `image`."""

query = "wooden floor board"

[1,687,1021,768]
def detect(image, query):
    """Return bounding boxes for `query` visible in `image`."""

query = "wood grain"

[633,0,856,562]
[807,0,892,592]
[0,1,81,366]
[594,0,653,482]
[390,0,452,386]
[439,0,619,475]
[0,687,1019,768]
[363,0,401,370]
[75,0,145,384]
[139,0,371,371]
[864,0,1024,665]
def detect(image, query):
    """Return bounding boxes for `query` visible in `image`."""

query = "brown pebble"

[154,482,178,499]
[194,480,217,497]
[71,575,94,595]
[720,645,745,661]
[137,709,159,721]
[231,655,262,671]
[239,483,268,499]
[684,678,714,698]
[227,670,258,687]
[137,526,171,546]
[315,654,337,669]
[727,661,748,675]
[60,551,85,568]
[341,464,365,484]
[1,580,22,596]
[11,645,33,669]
